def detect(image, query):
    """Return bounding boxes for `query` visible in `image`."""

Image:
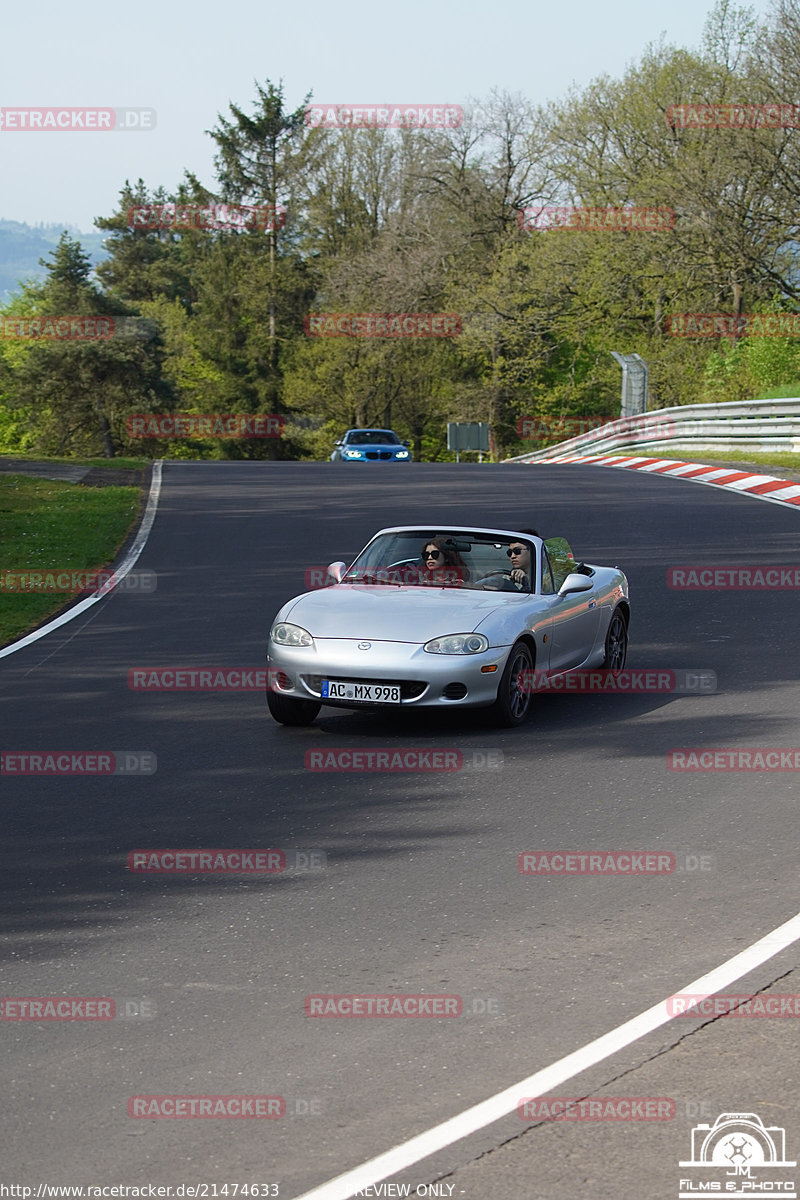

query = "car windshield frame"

[340,528,545,592]
[345,430,402,446]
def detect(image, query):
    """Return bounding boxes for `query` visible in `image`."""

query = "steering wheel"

[474,570,529,593]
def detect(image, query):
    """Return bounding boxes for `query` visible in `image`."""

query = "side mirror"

[333,440,343,447]
[327,561,346,583]
[558,572,594,596]
[403,440,411,447]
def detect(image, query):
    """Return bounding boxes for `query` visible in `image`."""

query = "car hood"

[282,585,509,643]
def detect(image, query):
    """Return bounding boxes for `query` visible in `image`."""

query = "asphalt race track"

[2,462,799,1198]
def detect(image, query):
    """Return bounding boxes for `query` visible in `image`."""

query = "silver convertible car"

[266,526,629,727]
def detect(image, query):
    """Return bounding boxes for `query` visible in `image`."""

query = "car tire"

[490,639,533,727]
[267,689,321,726]
[602,609,628,670]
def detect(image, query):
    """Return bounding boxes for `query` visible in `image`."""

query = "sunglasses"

[424,549,442,560]
[506,546,526,557]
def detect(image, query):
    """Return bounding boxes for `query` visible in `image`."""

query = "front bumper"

[336,454,412,462]
[267,637,509,709]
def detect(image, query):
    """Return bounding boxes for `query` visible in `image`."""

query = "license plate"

[321,680,401,704]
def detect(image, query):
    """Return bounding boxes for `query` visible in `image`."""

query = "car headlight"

[344,449,362,458]
[270,622,314,647]
[395,450,410,458]
[424,633,489,654]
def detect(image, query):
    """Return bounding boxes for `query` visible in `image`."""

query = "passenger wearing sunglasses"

[420,537,469,586]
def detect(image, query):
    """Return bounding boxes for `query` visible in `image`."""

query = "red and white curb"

[530,453,800,510]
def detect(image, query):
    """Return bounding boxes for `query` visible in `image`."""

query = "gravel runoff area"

[0,457,147,487]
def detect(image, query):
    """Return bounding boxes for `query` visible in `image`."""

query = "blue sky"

[0,0,774,233]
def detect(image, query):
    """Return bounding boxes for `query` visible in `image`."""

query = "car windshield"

[341,531,541,592]
[346,430,401,445]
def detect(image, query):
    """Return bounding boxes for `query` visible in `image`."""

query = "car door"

[541,541,602,671]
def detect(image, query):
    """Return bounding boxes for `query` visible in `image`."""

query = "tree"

[2,233,174,456]
[209,80,315,376]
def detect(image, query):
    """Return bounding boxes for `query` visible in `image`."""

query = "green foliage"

[699,299,800,402]
[7,24,800,459]
[0,404,36,454]
[1,233,176,457]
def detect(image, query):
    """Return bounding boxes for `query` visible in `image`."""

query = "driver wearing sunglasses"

[506,540,532,590]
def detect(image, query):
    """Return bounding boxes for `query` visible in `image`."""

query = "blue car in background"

[330,428,413,462]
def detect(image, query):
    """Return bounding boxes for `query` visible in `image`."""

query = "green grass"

[0,475,141,647]
[665,448,800,471]
[756,387,800,400]
[1,453,148,470]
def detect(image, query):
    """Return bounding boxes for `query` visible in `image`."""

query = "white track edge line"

[0,461,163,660]
[291,909,800,1200]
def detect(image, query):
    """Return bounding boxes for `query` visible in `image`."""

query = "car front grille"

[365,451,392,460]
[302,675,427,700]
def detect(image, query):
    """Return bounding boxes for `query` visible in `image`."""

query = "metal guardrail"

[506,398,800,461]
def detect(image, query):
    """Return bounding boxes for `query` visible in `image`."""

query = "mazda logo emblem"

[357,641,372,650]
